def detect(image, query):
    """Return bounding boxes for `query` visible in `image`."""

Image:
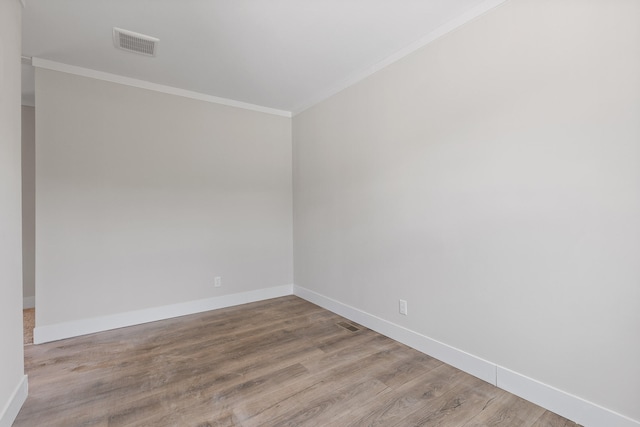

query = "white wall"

[22,105,36,307]
[293,0,640,423]
[0,0,28,425]
[35,68,292,328]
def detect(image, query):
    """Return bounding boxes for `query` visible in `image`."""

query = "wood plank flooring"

[15,296,581,426]
[23,308,35,345]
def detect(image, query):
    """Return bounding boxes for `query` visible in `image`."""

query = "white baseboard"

[0,375,28,427]
[293,285,639,427]
[23,296,35,309]
[293,285,496,385]
[34,284,293,344]
[497,367,640,427]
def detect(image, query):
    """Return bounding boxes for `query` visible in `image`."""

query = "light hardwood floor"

[15,296,581,426]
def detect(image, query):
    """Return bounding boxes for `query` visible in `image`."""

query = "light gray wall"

[35,68,293,327]
[0,0,26,422]
[22,105,36,305]
[293,0,640,422]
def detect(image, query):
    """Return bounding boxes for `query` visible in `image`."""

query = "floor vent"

[337,321,360,332]
[113,28,159,57]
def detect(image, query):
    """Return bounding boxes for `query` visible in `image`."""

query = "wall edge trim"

[31,58,292,118]
[34,284,294,344]
[497,366,640,427]
[0,375,28,427]
[293,284,639,427]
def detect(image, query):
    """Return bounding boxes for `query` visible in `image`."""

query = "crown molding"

[31,57,292,118]
[292,0,508,116]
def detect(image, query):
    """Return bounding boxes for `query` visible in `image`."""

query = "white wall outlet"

[399,299,408,316]
[214,276,222,287]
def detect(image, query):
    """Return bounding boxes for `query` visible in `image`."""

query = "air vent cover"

[337,321,360,332]
[113,28,159,57]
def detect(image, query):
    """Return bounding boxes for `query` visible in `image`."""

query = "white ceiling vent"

[113,28,159,57]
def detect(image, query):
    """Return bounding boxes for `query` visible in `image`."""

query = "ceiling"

[21,0,504,114]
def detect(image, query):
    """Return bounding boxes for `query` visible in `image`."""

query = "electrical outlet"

[214,276,222,287]
[399,299,408,316]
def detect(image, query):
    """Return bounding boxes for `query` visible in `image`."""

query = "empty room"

[1,0,639,426]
